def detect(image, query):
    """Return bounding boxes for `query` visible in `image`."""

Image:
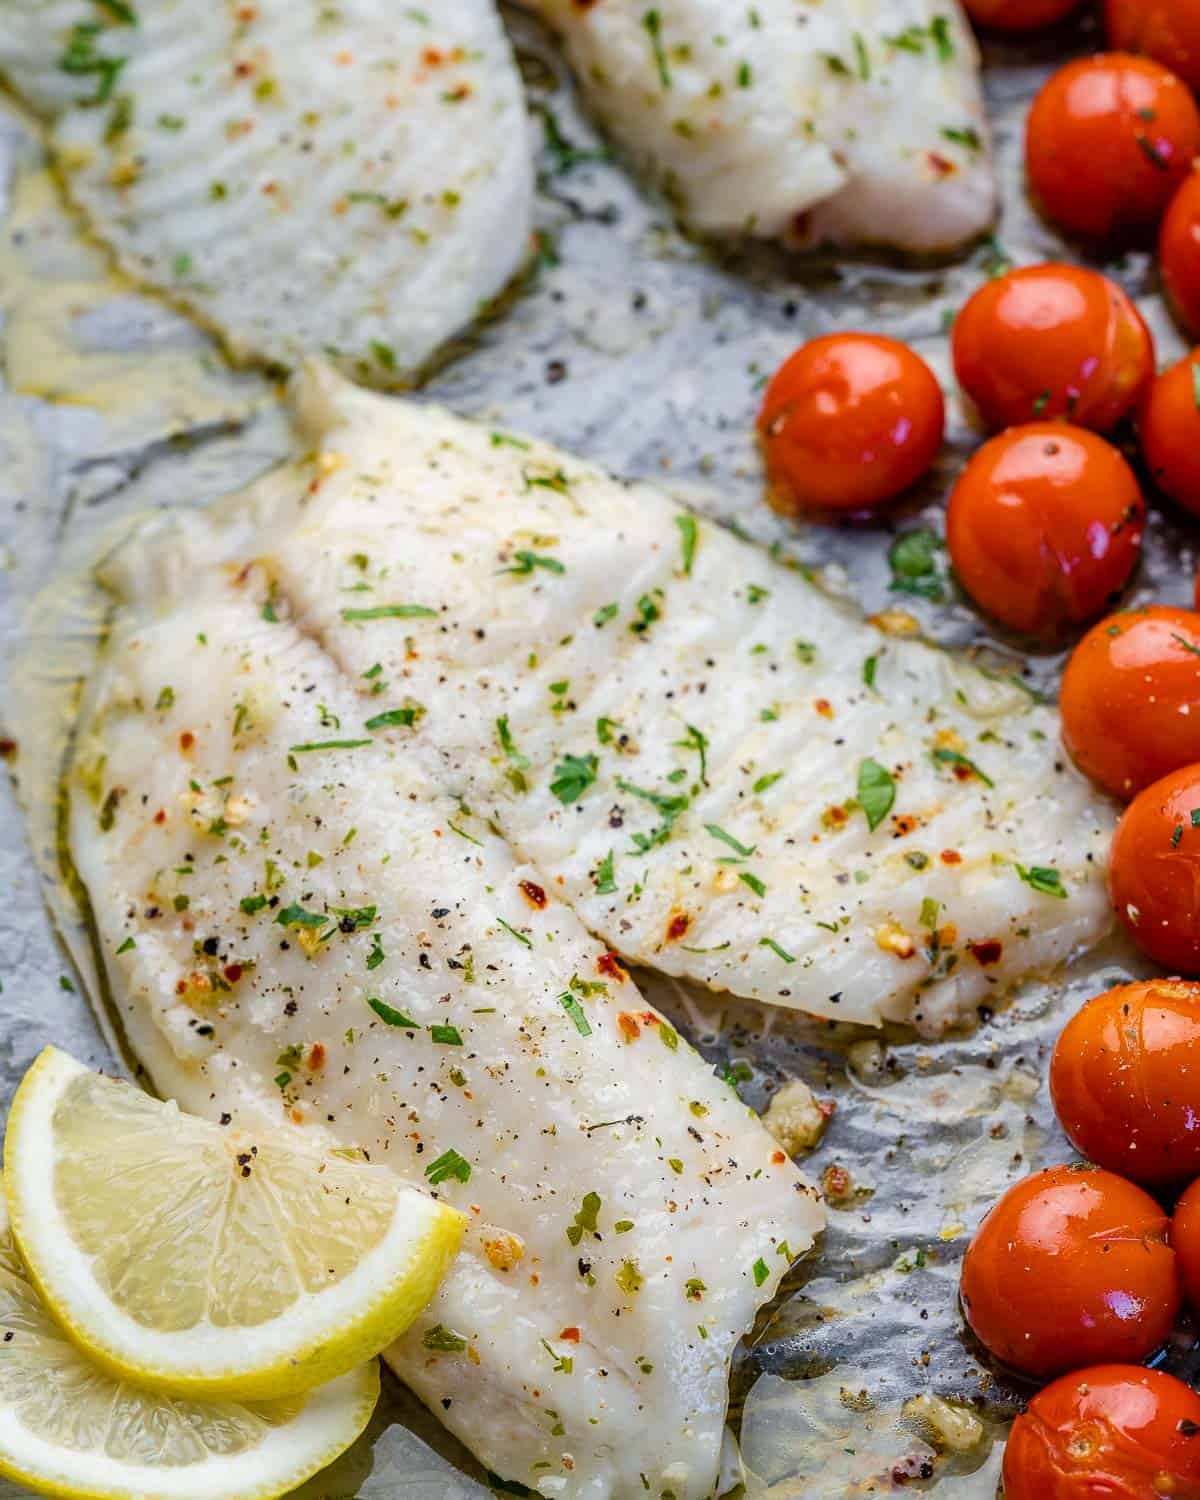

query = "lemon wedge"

[4,1047,464,1400]
[0,1179,379,1500]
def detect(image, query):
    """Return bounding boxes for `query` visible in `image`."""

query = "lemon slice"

[4,1048,464,1400]
[0,1180,379,1500]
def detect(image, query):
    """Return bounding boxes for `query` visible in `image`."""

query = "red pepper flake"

[180,731,195,751]
[617,1012,641,1043]
[597,952,627,983]
[927,151,957,178]
[940,849,963,865]
[422,46,445,66]
[814,698,834,719]
[665,911,691,942]
[770,1150,787,1165]
[0,738,16,761]
[175,979,187,996]
[519,880,547,909]
[308,1042,326,1071]
[893,814,918,836]
[559,1326,581,1343]
[153,809,166,824]
[223,963,243,983]
[968,940,1003,967]
[821,1163,853,1203]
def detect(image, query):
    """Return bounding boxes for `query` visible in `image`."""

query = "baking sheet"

[1,7,1198,1497]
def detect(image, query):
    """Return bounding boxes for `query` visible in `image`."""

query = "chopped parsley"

[931,747,994,788]
[496,916,532,947]
[674,723,709,785]
[567,1191,601,1246]
[593,850,618,895]
[705,823,756,858]
[759,936,795,964]
[550,753,599,804]
[367,997,418,1029]
[275,903,326,929]
[593,602,619,627]
[1016,864,1068,899]
[496,716,530,793]
[422,1324,467,1352]
[675,513,698,575]
[503,550,566,577]
[289,738,372,753]
[559,991,592,1037]
[889,529,945,601]
[364,707,421,730]
[857,758,896,832]
[429,1024,463,1046]
[617,778,689,853]
[739,871,767,899]
[341,604,437,620]
[642,8,671,88]
[425,1148,472,1186]
[752,1257,770,1287]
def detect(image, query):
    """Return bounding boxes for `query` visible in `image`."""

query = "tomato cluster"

[756,7,1200,1494]
[962,978,1200,1498]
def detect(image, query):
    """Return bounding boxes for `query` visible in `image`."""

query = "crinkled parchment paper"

[1,9,1198,1497]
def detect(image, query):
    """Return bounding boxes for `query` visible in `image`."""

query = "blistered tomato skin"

[1003,1365,1200,1500]
[1110,766,1200,973]
[1050,980,1200,1186]
[1106,0,1200,92]
[1141,354,1200,517]
[945,424,1145,635]
[952,264,1154,432]
[757,334,945,515]
[963,0,1085,30]
[958,1165,1179,1379]
[1060,607,1200,799]
[1026,55,1200,241]
[1161,175,1200,337]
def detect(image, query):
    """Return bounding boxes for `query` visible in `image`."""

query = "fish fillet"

[525,0,996,253]
[210,364,1109,1035]
[69,520,822,1498]
[0,0,534,379]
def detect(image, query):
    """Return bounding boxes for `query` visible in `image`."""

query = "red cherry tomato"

[963,0,1085,29]
[1110,765,1200,973]
[1026,54,1200,241]
[1060,607,1200,799]
[1106,0,1200,93]
[952,264,1154,433]
[1050,980,1200,1185]
[959,1164,1179,1378]
[1161,174,1200,337]
[945,424,1145,635]
[1003,1365,1200,1500]
[757,334,945,515]
[1141,353,1200,517]
[1174,1175,1200,1315]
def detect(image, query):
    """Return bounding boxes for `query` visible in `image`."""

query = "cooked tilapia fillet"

[241,366,1108,1035]
[0,0,533,378]
[70,539,822,1500]
[526,0,996,253]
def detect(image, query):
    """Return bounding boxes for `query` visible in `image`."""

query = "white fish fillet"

[526,0,996,253]
[235,365,1109,1035]
[0,0,533,378]
[69,520,823,1498]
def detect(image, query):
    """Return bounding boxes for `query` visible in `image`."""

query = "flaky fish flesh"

[69,479,822,1498]
[0,0,533,378]
[526,0,996,253]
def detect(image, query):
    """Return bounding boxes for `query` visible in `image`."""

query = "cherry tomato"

[1141,353,1200,517]
[964,0,1085,30]
[952,264,1154,433]
[1110,765,1200,973]
[945,424,1145,635]
[959,1164,1179,1378]
[1161,174,1200,337]
[1060,607,1200,799]
[757,334,945,515]
[1026,55,1200,241]
[1003,1365,1200,1500]
[1050,980,1200,1185]
[1106,0,1200,93]
[1173,1175,1200,1315]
